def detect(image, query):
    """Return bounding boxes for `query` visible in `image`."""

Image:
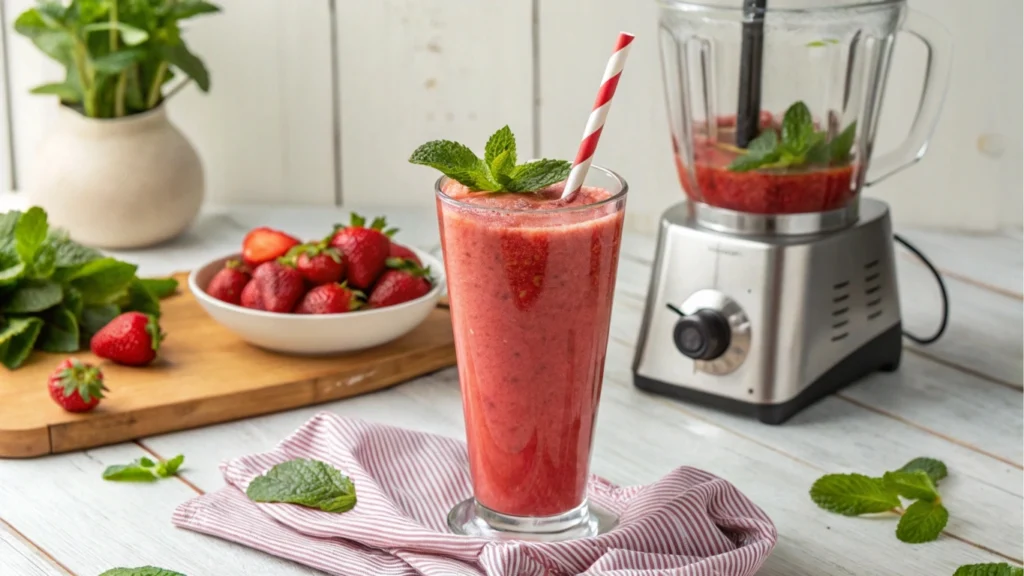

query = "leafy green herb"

[807,38,840,47]
[103,454,184,482]
[99,567,186,576]
[953,563,1024,576]
[728,101,856,172]
[410,126,570,193]
[246,458,357,513]
[14,0,221,119]
[0,207,175,369]
[810,457,950,545]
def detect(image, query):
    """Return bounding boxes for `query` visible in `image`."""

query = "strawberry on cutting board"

[90,312,163,366]
[249,260,306,313]
[295,283,363,314]
[368,261,433,308]
[286,242,346,285]
[48,358,107,413]
[207,260,251,305]
[242,227,301,268]
[329,213,395,290]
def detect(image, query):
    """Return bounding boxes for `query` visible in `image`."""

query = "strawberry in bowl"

[188,219,445,355]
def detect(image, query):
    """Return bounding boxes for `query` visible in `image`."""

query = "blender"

[633,0,952,424]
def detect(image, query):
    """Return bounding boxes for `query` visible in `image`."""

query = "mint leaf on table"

[953,563,1024,576]
[246,458,357,513]
[139,277,179,299]
[99,567,186,576]
[1,279,62,313]
[809,473,900,516]
[103,454,185,482]
[898,457,948,484]
[0,317,44,369]
[883,470,940,502]
[410,126,571,193]
[896,499,948,543]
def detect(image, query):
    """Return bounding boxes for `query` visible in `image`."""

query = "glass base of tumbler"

[447,498,600,542]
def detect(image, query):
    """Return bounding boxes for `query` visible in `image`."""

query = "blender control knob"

[673,309,731,361]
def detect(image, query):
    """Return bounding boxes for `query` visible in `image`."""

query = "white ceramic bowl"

[188,248,446,355]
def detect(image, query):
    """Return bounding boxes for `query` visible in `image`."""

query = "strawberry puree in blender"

[437,181,625,517]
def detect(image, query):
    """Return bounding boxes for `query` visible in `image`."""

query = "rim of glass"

[435,164,628,215]
[656,0,903,14]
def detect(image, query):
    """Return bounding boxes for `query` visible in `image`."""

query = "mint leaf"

[139,277,179,299]
[896,500,948,543]
[246,458,357,513]
[38,306,79,352]
[953,563,1024,576]
[120,278,161,317]
[80,303,121,342]
[809,473,900,516]
[0,211,20,244]
[484,125,516,177]
[747,129,778,155]
[14,206,47,266]
[99,567,185,576]
[0,259,25,287]
[505,159,572,193]
[781,101,815,153]
[63,286,83,316]
[883,470,940,502]
[28,242,57,279]
[830,121,857,163]
[729,150,781,172]
[68,258,138,305]
[48,229,101,269]
[103,454,184,482]
[898,457,948,484]
[0,317,44,369]
[2,280,63,313]
[408,139,499,192]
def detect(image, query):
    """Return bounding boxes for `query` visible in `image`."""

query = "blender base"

[634,322,902,425]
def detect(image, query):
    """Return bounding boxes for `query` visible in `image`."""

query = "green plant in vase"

[14,0,220,118]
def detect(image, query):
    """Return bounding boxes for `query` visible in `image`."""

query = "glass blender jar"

[658,0,951,232]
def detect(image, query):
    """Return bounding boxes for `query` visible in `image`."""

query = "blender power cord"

[893,233,949,345]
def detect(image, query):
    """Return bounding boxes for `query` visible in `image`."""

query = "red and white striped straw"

[561,32,635,200]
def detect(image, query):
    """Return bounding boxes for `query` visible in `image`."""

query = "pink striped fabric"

[173,413,776,575]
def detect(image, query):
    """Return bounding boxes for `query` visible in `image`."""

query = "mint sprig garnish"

[245,458,357,513]
[953,563,1024,576]
[103,454,184,482]
[810,456,949,544]
[728,101,856,172]
[410,126,570,193]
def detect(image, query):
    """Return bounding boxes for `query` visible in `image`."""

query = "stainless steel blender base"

[631,198,903,425]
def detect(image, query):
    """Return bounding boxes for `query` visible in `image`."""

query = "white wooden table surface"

[0,204,1021,576]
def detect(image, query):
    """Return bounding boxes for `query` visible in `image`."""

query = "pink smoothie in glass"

[437,179,625,517]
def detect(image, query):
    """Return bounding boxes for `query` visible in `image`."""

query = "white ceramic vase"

[25,104,204,249]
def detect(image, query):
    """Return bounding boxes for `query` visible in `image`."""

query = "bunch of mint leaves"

[246,458,357,513]
[409,126,571,193]
[729,101,856,172]
[103,454,184,482]
[101,568,185,576]
[811,457,950,543]
[0,207,177,369]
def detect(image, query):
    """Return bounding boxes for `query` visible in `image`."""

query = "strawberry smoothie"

[437,175,626,519]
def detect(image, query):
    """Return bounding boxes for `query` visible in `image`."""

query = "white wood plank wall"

[0,0,1020,231]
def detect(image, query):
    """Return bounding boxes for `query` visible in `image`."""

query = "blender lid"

[657,0,904,11]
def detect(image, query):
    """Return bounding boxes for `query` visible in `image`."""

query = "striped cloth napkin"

[173,413,777,575]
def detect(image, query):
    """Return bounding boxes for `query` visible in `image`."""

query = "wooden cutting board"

[0,273,456,458]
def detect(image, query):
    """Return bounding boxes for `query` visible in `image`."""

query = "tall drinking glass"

[438,167,627,541]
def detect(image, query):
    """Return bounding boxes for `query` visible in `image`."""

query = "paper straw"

[561,32,635,201]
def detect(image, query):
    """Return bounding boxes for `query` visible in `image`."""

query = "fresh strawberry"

[241,227,301,268]
[48,358,107,412]
[207,260,251,305]
[368,261,433,308]
[250,261,306,313]
[329,213,395,290]
[295,283,363,314]
[388,242,422,266]
[285,241,346,285]
[240,280,264,310]
[90,312,164,366]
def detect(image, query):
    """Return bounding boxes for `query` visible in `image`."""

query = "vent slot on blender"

[831,280,851,342]
[864,259,883,320]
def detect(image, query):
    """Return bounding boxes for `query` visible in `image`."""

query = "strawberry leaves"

[410,126,570,193]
